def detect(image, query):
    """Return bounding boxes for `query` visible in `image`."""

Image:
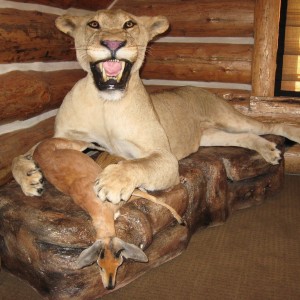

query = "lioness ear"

[55,15,80,37]
[141,16,169,40]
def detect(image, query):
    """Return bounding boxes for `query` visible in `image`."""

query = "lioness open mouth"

[90,59,133,91]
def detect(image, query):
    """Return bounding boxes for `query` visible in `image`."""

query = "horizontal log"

[250,96,300,116]
[284,26,300,55]
[9,0,113,10]
[141,43,252,83]
[114,0,255,37]
[0,8,75,63]
[245,114,300,127]
[247,96,300,125]
[0,70,86,124]
[0,117,55,186]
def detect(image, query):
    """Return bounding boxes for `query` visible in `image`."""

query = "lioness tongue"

[103,61,122,77]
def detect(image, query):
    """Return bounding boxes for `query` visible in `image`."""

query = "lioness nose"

[101,40,126,51]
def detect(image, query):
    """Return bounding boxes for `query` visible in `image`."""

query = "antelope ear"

[77,240,104,269]
[112,237,148,262]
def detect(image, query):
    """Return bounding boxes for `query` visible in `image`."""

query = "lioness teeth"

[98,60,125,83]
[117,61,125,82]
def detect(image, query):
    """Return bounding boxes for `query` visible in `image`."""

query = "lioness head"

[56,9,169,100]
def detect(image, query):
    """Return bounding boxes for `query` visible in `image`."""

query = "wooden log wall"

[10,0,112,10]
[1,0,300,184]
[0,0,257,186]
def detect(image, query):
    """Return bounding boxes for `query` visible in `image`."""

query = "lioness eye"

[88,20,100,29]
[123,20,136,29]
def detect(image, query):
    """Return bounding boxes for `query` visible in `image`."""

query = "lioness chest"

[54,78,171,159]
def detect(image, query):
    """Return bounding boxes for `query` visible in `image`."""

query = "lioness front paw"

[12,155,44,196]
[94,164,136,204]
[260,141,281,165]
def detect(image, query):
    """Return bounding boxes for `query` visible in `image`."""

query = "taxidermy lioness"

[12,9,300,204]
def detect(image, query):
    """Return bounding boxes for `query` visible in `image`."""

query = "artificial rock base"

[0,136,284,299]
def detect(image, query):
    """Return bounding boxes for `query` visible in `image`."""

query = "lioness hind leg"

[214,109,300,144]
[200,129,281,165]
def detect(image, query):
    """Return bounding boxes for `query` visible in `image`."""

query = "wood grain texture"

[282,54,300,91]
[284,26,300,55]
[0,117,55,186]
[8,0,113,10]
[286,0,300,27]
[0,8,75,63]
[141,43,252,83]
[251,0,281,97]
[250,96,300,117]
[282,55,300,81]
[0,70,86,123]
[114,0,255,37]
[219,136,284,181]
[281,81,300,92]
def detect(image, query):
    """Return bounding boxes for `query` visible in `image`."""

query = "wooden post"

[251,0,281,97]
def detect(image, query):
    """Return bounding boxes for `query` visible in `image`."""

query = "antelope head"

[77,237,148,289]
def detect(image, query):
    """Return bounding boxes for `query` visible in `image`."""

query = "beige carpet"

[1,175,300,300]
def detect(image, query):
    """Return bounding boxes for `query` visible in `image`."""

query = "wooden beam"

[0,70,86,124]
[141,43,252,84]
[248,96,300,126]
[250,96,300,116]
[9,0,113,10]
[251,0,281,97]
[0,8,75,63]
[0,117,55,186]
[114,0,255,37]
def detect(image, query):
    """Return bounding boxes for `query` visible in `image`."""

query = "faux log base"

[0,135,284,299]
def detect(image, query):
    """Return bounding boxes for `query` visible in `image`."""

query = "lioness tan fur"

[12,9,300,204]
